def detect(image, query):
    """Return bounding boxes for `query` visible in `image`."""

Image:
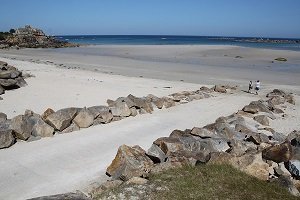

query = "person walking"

[255,80,260,95]
[248,81,253,93]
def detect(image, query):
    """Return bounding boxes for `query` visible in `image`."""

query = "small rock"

[130,107,138,117]
[127,177,148,185]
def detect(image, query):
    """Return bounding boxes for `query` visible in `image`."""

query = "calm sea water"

[55,35,300,51]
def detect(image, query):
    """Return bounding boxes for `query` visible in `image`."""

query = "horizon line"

[53,34,300,40]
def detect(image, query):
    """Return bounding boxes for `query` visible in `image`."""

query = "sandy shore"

[1,45,300,86]
[0,45,300,199]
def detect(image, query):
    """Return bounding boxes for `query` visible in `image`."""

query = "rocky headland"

[0,25,78,49]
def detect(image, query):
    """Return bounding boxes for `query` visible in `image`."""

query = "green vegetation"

[95,164,299,200]
[150,164,298,200]
[275,57,287,62]
[0,32,11,40]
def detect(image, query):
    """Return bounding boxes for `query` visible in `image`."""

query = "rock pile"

[102,89,300,197]
[0,88,214,149]
[0,25,78,49]
[0,61,27,99]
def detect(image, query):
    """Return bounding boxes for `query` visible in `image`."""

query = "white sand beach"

[0,45,300,199]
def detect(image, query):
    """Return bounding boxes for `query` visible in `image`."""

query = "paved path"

[0,94,255,199]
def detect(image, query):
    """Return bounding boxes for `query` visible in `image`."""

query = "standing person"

[248,81,253,93]
[255,80,260,95]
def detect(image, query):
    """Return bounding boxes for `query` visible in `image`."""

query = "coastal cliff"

[0,25,77,49]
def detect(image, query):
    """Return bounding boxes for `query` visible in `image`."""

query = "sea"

[55,35,300,51]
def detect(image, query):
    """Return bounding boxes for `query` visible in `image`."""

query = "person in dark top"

[248,81,253,93]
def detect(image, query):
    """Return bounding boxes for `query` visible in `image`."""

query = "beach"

[0,45,300,199]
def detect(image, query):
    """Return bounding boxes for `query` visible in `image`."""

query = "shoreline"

[1,45,300,86]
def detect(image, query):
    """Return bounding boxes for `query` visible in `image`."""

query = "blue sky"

[1,0,300,38]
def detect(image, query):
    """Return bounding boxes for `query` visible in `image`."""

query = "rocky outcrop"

[0,61,28,98]
[1,25,78,49]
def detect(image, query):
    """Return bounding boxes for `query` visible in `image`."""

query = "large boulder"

[61,122,80,134]
[15,77,27,87]
[146,144,167,163]
[262,142,293,163]
[242,101,270,114]
[286,94,296,105]
[0,79,18,88]
[190,127,219,138]
[106,145,154,180]
[0,70,20,79]
[41,108,55,120]
[73,107,94,128]
[0,112,7,123]
[287,160,300,178]
[146,94,164,109]
[231,153,269,180]
[29,115,54,137]
[268,96,286,105]
[153,137,184,155]
[0,130,15,149]
[127,94,153,113]
[253,115,269,126]
[0,85,4,95]
[45,107,79,131]
[167,149,211,165]
[162,97,176,108]
[169,129,191,138]
[214,85,227,93]
[10,115,31,140]
[88,106,113,124]
[266,89,286,98]
[0,61,8,66]
[110,102,131,117]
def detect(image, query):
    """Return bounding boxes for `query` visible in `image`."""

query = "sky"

[1,0,300,38]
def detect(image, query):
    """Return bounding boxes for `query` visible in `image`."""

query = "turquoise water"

[55,35,300,51]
